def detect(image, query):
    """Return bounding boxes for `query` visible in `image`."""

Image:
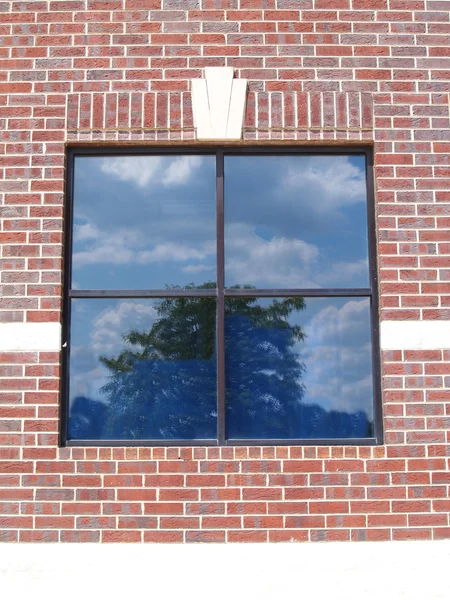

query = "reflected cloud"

[73,154,369,290]
[226,223,319,288]
[225,154,369,289]
[73,222,215,269]
[73,222,100,242]
[92,301,158,354]
[316,259,369,288]
[308,298,371,347]
[301,298,373,414]
[69,296,218,440]
[73,155,216,289]
[100,155,203,188]
[225,223,368,289]
[71,300,159,407]
[283,155,366,213]
[71,365,107,405]
[73,228,134,267]
[181,264,215,274]
[136,241,214,264]
[68,294,374,441]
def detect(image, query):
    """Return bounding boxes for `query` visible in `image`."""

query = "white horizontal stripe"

[380,320,450,350]
[0,322,61,351]
[1,321,447,352]
[0,541,448,600]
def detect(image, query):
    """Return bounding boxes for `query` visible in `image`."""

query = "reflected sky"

[224,155,369,289]
[71,153,370,292]
[225,296,374,440]
[68,152,374,441]
[68,297,217,440]
[72,155,216,290]
[68,294,374,441]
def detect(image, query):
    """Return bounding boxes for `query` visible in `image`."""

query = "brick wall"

[0,0,449,543]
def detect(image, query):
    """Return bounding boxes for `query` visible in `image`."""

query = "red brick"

[60,531,100,542]
[227,530,267,542]
[0,0,449,545]
[309,502,349,514]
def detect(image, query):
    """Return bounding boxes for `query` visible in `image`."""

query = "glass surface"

[225,296,374,440]
[224,155,370,289]
[72,155,216,290]
[68,297,217,440]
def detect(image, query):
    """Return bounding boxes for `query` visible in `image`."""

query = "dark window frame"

[61,146,383,447]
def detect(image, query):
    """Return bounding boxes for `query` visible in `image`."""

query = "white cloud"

[71,301,159,403]
[72,216,366,290]
[92,301,158,354]
[136,241,213,264]
[221,156,368,289]
[162,156,203,186]
[73,222,100,242]
[225,223,320,288]
[300,298,373,413]
[224,223,367,289]
[282,155,366,212]
[316,259,368,288]
[307,298,371,347]
[75,154,368,289]
[73,244,134,267]
[181,264,215,274]
[71,365,107,404]
[73,223,215,269]
[73,225,138,266]
[225,155,367,249]
[100,155,203,188]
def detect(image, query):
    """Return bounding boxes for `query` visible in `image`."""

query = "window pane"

[72,155,216,290]
[225,296,374,440]
[224,155,369,289]
[68,297,217,440]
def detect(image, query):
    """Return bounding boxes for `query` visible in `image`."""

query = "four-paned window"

[63,148,381,445]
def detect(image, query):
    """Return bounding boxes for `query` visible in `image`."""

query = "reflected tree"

[97,283,307,439]
[69,282,372,440]
[99,284,217,440]
[224,292,306,438]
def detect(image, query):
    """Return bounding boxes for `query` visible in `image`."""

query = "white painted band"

[0,321,446,352]
[0,322,61,351]
[380,320,450,350]
[0,541,449,600]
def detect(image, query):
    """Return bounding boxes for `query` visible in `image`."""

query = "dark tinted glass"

[72,155,216,290]
[224,155,369,289]
[225,296,374,440]
[68,297,217,440]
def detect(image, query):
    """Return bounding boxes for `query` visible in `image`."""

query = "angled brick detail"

[245,91,374,141]
[66,93,197,142]
[66,92,374,142]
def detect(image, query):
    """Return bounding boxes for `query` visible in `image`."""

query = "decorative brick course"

[0,0,449,543]
[66,89,373,140]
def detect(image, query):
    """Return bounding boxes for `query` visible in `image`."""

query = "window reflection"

[224,155,369,289]
[72,155,216,290]
[67,151,378,444]
[225,296,374,439]
[68,294,217,440]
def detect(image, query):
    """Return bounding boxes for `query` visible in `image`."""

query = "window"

[62,147,381,446]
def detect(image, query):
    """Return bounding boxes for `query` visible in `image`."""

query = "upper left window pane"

[71,155,216,290]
